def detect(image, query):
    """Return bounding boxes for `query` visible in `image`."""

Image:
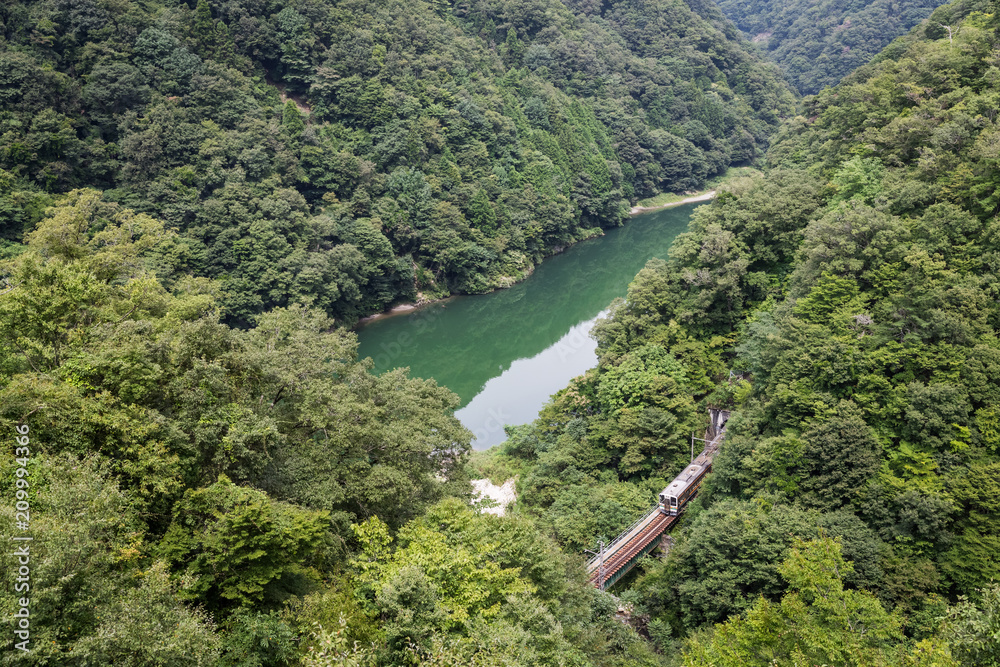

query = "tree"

[467,188,497,234]
[502,28,524,67]
[350,500,586,663]
[832,156,886,204]
[939,463,1000,592]
[72,563,223,666]
[192,0,217,54]
[0,453,221,664]
[593,344,699,476]
[682,536,906,667]
[642,499,884,630]
[798,403,882,511]
[945,584,1000,667]
[159,475,329,612]
[282,100,305,138]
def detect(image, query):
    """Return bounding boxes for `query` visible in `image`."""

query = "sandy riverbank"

[356,302,418,324]
[630,190,716,215]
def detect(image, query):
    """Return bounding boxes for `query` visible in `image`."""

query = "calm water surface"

[356,202,703,449]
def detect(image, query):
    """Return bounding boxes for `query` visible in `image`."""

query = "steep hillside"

[484,0,1000,663]
[716,0,946,93]
[0,188,672,666]
[0,0,794,326]
[0,0,799,662]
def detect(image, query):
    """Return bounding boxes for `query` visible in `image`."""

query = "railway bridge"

[585,409,728,590]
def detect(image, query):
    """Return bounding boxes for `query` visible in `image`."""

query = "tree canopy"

[0,0,796,326]
[715,0,946,94]
[482,1,1000,663]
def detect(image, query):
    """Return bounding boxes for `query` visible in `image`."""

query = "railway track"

[588,511,676,588]
[586,408,730,590]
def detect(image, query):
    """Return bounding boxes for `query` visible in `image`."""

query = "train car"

[658,460,712,516]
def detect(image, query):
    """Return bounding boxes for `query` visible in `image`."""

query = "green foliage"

[793,272,862,323]
[716,0,945,94]
[0,195,472,529]
[636,499,885,630]
[70,562,224,666]
[348,498,631,665]
[299,617,373,667]
[3,0,1000,662]
[598,344,688,414]
[798,404,883,511]
[0,454,222,664]
[0,0,795,325]
[832,156,887,204]
[945,583,1000,667]
[0,185,481,659]
[511,6,1000,661]
[939,463,1000,591]
[159,475,329,611]
[681,537,912,666]
[219,611,298,667]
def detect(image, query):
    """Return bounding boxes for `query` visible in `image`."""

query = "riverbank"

[628,166,762,215]
[355,294,452,326]
[471,478,517,516]
[630,190,716,215]
[354,192,715,329]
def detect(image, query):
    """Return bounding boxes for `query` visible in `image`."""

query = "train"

[658,409,727,516]
[657,456,712,516]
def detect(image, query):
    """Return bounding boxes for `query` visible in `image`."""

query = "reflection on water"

[455,312,604,449]
[356,202,702,449]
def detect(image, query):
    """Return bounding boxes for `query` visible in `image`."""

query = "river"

[356,202,704,449]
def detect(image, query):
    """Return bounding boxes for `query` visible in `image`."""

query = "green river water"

[356,202,703,449]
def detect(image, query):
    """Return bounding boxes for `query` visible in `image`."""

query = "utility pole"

[585,540,607,591]
[691,434,711,462]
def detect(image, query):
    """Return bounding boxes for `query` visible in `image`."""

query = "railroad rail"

[586,510,676,589]
[584,408,729,590]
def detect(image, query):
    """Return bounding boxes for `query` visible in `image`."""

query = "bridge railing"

[585,503,660,573]
[585,419,729,587]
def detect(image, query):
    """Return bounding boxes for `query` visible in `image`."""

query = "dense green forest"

[715,0,946,93]
[482,0,1000,663]
[3,0,1000,662]
[0,0,794,327]
[0,0,795,663]
[0,193,669,664]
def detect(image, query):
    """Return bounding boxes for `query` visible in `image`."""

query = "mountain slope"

[0,0,795,326]
[482,0,1000,662]
[716,0,947,93]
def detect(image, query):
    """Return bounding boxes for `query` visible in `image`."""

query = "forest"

[715,0,945,93]
[0,190,666,664]
[482,0,1000,663]
[0,0,794,327]
[2,0,1000,662]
